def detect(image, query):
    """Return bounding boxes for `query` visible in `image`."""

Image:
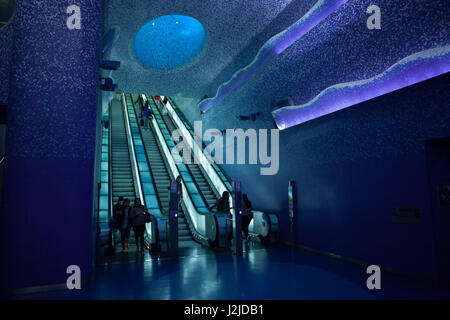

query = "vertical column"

[232,181,243,256]
[0,0,101,291]
[169,181,179,257]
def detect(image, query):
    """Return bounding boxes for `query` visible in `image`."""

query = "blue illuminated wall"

[178,0,450,280]
[0,0,102,290]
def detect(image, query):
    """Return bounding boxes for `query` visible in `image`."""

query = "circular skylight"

[133,15,206,70]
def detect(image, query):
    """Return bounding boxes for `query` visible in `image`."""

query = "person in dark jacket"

[113,196,124,229]
[241,194,253,241]
[143,104,153,130]
[135,95,145,111]
[120,199,132,252]
[130,198,148,253]
[210,191,231,216]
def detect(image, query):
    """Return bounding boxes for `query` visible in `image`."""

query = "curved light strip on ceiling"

[272,45,450,130]
[199,0,349,114]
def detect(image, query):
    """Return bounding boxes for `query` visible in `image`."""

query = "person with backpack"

[130,198,151,253]
[113,197,132,252]
[142,103,153,130]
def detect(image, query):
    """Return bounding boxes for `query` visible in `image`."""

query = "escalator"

[155,98,220,210]
[129,94,199,248]
[110,100,138,249]
[162,96,280,243]
[144,95,229,248]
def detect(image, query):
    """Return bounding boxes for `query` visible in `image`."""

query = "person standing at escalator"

[241,194,253,242]
[135,95,145,118]
[170,175,183,211]
[130,198,148,253]
[120,198,132,252]
[113,196,124,230]
[210,191,231,217]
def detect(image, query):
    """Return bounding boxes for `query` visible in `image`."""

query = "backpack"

[112,206,122,229]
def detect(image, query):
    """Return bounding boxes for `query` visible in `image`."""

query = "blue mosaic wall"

[178,0,450,279]
[0,0,102,289]
[0,22,14,105]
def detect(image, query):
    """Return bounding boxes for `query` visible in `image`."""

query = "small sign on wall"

[438,184,450,207]
[392,207,421,224]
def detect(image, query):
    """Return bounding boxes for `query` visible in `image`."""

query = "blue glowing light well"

[133,15,206,70]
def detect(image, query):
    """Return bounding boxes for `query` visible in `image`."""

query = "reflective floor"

[7,246,450,300]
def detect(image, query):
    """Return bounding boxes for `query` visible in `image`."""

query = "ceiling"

[103,0,302,98]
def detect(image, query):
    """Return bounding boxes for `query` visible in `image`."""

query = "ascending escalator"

[130,95,199,247]
[155,98,220,209]
[162,96,280,244]
[110,100,138,248]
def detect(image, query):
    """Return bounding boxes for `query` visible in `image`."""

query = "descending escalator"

[131,95,199,247]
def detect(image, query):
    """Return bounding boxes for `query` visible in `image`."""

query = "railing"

[121,94,143,204]
[96,104,113,254]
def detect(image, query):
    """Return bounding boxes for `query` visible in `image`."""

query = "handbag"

[144,212,151,223]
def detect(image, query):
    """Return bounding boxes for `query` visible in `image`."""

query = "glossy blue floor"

[7,245,450,300]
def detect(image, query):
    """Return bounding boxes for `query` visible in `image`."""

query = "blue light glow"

[133,15,206,70]
[272,46,450,130]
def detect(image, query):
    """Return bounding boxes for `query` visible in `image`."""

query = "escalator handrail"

[121,93,144,203]
[108,102,114,249]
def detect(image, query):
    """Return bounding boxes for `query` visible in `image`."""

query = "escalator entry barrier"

[169,180,179,257]
[232,181,243,256]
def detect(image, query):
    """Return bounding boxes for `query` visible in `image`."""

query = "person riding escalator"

[209,191,231,217]
[130,198,152,253]
[241,194,253,242]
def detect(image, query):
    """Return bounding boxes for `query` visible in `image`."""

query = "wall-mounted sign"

[392,207,421,224]
[438,184,450,207]
[0,0,15,31]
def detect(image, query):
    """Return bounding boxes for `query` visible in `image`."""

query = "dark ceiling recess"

[0,0,15,30]
[0,105,7,124]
